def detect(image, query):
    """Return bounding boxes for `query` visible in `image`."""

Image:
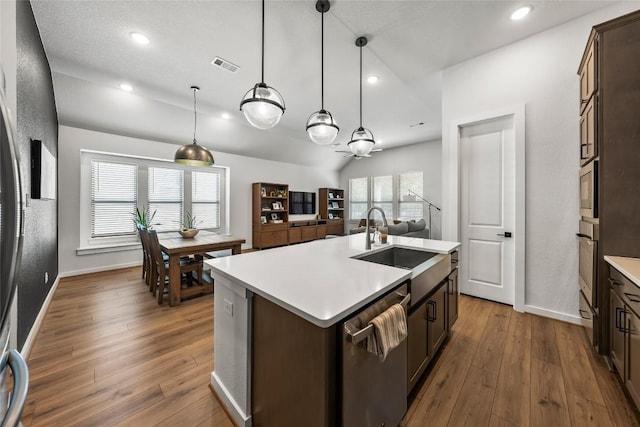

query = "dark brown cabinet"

[319,188,345,235]
[407,280,449,393]
[447,268,459,329]
[608,262,640,411]
[576,10,640,356]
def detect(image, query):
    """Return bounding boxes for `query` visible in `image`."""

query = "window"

[148,167,184,232]
[349,177,368,220]
[81,150,228,251]
[348,171,425,222]
[372,175,393,220]
[192,171,221,229]
[399,172,424,221]
[91,160,137,237]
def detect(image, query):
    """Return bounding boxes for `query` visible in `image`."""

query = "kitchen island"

[205,234,460,427]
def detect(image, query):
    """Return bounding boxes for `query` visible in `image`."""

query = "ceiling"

[30,0,616,170]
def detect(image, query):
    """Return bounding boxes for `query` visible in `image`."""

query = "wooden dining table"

[158,231,246,306]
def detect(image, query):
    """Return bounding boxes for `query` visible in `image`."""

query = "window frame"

[79,150,229,254]
[348,171,425,224]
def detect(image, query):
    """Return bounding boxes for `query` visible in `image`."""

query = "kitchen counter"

[605,256,640,287]
[206,234,459,327]
[205,234,460,427]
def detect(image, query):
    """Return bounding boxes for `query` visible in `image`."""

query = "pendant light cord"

[193,87,198,144]
[261,0,265,83]
[359,43,363,128]
[321,10,324,109]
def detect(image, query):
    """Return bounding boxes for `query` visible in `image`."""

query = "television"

[289,191,316,214]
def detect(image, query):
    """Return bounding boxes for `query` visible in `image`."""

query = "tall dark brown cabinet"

[576,10,640,356]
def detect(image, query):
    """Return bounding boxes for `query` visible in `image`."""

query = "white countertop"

[205,234,460,328]
[604,256,640,288]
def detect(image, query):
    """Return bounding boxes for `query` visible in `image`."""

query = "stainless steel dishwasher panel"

[341,283,408,427]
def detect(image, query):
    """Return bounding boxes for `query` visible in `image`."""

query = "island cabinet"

[407,280,448,392]
[607,258,640,411]
[447,251,459,328]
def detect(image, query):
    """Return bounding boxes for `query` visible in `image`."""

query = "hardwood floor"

[22,267,639,426]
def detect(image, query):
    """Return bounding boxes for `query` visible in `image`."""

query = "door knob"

[497,232,512,238]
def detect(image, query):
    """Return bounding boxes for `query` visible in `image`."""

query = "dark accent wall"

[15,0,58,349]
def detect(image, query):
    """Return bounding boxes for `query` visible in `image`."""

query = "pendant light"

[174,86,214,166]
[348,36,376,157]
[305,0,339,145]
[240,0,285,130]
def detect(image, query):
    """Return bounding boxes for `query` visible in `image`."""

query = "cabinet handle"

[615,307,621,330]
[581,99,588,104]
[609,278,622,286]
[624,292,640,303]
[427,300,436,322]
[578,309,590,320]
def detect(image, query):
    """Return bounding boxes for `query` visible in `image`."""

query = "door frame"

[444,105,525,312]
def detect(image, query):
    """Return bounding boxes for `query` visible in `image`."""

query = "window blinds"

[399,172,424,221]
[148,167,184,232]
[372,175,393,220]
[349,177,368,220]
[91,160,137,237]
[192,171,220,229]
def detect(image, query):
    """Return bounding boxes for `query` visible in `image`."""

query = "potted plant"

[132,207,156,230]
[179,211,202,238]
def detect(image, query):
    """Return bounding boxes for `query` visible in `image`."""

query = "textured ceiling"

[30,0,617,170]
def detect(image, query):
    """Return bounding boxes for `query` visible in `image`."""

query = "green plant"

[133,207,156,229]
[181,211,202,230]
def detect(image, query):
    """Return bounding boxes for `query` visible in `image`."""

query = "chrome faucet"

[365,206,388,250]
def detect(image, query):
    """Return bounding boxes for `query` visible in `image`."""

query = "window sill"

[76,242,141,256]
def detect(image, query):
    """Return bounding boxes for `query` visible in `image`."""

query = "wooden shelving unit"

[253,182,289,249]
[319,188,345,235]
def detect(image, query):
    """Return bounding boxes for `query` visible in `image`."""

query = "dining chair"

[138,227,152,287]
[147,230,204,304]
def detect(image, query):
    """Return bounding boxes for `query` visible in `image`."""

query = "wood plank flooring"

[22,267,639,426]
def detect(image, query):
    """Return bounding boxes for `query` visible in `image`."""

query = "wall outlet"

[223,299,233,317]
[44,272,48,284]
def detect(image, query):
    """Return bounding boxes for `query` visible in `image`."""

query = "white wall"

[339,140,442,239]
[441,4,640,320]
[58,125,338,275]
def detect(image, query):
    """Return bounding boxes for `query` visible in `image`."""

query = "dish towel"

[366,303,408,362]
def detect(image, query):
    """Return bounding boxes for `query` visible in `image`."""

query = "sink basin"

[353,247,437,270]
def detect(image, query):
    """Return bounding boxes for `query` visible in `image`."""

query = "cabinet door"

[579,40,596,110]
[579,98,597,165]
[447,269,458,330]
[407,302,428,392]
[428,284,448,356]
[610,289,626,376]
[626,310,640,409]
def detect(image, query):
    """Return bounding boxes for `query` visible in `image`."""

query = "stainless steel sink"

[353,246,437,270]
[353,246,451,305]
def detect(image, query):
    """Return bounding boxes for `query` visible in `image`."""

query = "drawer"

[301,226,316,241]
[288,227,302,244]
[261,230,288,248]
[579,290,597,347]
[610,267,640,317]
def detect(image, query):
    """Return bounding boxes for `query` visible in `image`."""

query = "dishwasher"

[340,283,410,427]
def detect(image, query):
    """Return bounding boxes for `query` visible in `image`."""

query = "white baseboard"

[20,275,61,359]
[211,372,252,427]
[524,304,581,325]
[58,261,142,278]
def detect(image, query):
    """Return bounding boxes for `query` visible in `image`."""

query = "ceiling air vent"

[211,57,239,73]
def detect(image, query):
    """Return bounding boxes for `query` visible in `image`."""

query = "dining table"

[158,230,246,306]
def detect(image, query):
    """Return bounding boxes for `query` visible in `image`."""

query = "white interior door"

[459,116,516,305]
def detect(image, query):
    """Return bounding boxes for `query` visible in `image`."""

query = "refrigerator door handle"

[0,349,29,427]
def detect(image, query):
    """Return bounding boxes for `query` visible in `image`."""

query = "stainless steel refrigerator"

[0,66,29,426]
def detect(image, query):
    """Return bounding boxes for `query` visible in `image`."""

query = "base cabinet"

[610,288,626,375]
[628,311,640,408]
[407,280,449,393]
[447,268,458,329]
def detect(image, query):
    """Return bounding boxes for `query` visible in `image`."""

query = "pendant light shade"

[240,0,285,130]
[175,86,214,166]
[306,0,339,145]
[347,36,375,157]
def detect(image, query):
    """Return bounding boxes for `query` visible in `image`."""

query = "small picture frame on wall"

[261,187,266,197]
[328,213,334,219]
[260,215,267,224]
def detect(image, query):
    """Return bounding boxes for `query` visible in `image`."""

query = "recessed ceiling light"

[377,139,383,145]
[119,83,133,92]
[221,113,231,120]
[510,5,532,20]
[367,75,379,84]
[130,32,150,45]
